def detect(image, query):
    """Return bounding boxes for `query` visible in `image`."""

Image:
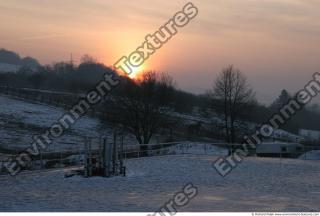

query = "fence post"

[304,146,307,160]
[40,150,43,170]
[78,144,81,165]
[60,151,63,168]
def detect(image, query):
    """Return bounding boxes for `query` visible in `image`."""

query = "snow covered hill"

[0,95,136,153]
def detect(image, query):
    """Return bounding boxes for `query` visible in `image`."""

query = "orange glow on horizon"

[128,64,145,79]
[112,63,146,80]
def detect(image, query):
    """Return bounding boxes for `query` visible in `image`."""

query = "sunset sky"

[1,0,320,104]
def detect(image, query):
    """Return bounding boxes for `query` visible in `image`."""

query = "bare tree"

[208,65,255,152]
[114,71,174,155]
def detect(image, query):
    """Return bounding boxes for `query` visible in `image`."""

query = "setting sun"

[129,65,145,79]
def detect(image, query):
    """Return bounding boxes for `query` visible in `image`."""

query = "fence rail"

[1,141,319,176]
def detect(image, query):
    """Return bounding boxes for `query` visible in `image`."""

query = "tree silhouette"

[208,65,255,152]
[112,71,174,155]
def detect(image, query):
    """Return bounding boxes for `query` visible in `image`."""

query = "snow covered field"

[1,95,320,212]
[0,154,319,212]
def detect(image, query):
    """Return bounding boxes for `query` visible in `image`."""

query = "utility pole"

[70,53,74,66]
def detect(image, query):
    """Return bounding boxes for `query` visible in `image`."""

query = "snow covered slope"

[0,95,115,152]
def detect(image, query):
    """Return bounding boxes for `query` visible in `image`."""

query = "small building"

[256,142,304,158]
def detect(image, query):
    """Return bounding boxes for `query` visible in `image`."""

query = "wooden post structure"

[84,137,93,177]
[112,131,117,174]
[88,138,92,176]
[103,137,113,177]
[120,135,124,176]
[84,137,88,177]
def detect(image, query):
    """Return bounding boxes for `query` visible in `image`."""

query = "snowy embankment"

[299,150,320,160]
[165,141,228,156]
[0,95,135,154]
[0,154,319,212]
